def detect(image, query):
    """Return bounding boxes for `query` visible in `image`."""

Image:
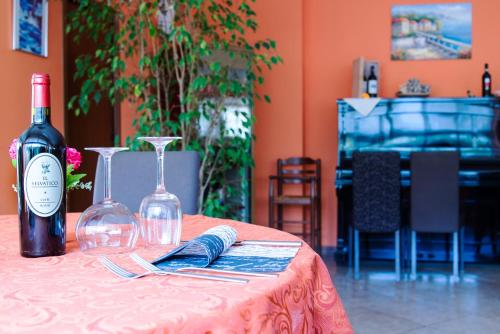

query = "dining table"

[0,213,353,333]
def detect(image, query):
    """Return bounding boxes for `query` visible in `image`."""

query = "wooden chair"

[269,157,321,250]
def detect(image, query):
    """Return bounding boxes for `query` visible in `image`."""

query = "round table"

[0,213,352,333]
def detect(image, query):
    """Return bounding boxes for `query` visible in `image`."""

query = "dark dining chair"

[93,151,200,214]
[410,151,460,279]
[352,151,401,280]
[268,157,321,250]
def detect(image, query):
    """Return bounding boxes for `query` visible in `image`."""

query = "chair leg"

[395,230,401,280]
[405,227,411,274]
[459,225,465,275]
[411,231,417,280]
[354,229,360,280]
[348,224,354,268]
[310,201,316,251]
[453,231,459,279]
[317,197,322,251]
[277,204,283,231]
[269,199,274,229]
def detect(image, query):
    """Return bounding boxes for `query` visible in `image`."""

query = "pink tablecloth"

[0,213,352,333]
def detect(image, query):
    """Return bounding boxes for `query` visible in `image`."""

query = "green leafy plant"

[66,0,281,219]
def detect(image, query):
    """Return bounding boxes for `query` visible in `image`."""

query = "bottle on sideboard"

[367,65,378,98]
[482,63,492,97]
[17,74,66,258]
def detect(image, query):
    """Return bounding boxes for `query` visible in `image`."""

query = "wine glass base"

[80,246,135,256]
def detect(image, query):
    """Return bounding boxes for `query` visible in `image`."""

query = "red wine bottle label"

[23,153,63,217]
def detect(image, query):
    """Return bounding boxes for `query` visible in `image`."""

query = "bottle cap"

[32,73,50,85]
[32,73,51,108]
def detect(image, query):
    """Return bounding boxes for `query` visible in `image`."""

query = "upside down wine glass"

[139,137,183,249]
[75,147,140,255]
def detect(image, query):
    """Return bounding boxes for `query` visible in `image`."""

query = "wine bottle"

[17,74,66,257]
[367,65,378,98]
[482,63,492,97]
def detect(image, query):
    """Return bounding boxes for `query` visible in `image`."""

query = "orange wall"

[0,1,64,214]
[253,0,500,247]
[251,0,304,229]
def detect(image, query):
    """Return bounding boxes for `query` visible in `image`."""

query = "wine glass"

[138,137,182,250]
[75,147,140,255]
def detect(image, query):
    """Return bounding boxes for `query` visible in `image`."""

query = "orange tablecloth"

[0,213,352,333]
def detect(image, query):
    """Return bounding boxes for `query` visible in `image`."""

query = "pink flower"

[9,138,83,170]
[67,147,82,170]
[8,138,17,160]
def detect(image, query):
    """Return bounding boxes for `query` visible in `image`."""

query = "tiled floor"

[325,259,500,334]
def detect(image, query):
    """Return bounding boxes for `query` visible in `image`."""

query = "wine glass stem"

[104,155,112,201]
[156,145,166,192]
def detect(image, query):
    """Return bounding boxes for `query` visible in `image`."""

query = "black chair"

[410,151,460,279]
[352,151,401,280]
[93,151,200,214]
[269,157,321,250]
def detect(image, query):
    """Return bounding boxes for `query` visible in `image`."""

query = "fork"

[130,253,254,282]
[99,256,163,279]
[100,256,248,284]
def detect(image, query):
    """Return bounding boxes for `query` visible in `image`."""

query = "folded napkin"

[152,225,300,273]
[152,225,236,266]
[344,98,381,116]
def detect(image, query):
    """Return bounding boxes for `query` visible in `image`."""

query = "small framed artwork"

[391,3,472,61]
[12,0,48,57]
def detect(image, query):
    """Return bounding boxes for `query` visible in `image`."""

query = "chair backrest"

[277,157,321,190]
[411,151,459,233]
[352,151,401,233]
[93,151,200,214]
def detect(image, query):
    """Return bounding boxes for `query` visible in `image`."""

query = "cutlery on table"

[175,267,279,278]
[99,256,248,284]
[234,240,303,247]
[130,253,278,278]
[129,253,249,284]
[180,239,303,247]
[99,256,165,279]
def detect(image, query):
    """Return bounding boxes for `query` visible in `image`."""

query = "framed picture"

[12,0,48,57]
[391,3,472,61]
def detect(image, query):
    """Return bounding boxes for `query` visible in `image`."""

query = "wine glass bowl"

[76,201,139,255]
[138,137,182,249]
[140,191,181,246]
[75,147,140,255]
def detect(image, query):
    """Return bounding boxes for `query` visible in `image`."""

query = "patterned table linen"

[0,213,353,334]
